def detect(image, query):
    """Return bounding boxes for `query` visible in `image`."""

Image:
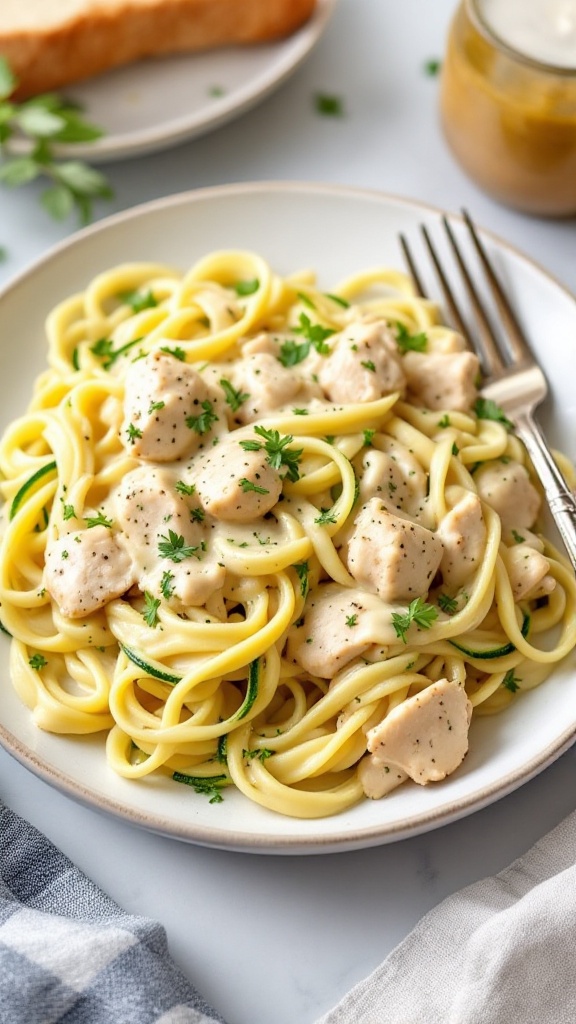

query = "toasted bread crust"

[1,0,317,99]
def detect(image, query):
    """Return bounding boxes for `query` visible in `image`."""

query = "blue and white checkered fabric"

[0,799,224,1024]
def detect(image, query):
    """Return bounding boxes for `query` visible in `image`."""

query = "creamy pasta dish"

[1,250,575,819]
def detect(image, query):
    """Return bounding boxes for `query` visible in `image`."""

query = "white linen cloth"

[2,796,575,1023]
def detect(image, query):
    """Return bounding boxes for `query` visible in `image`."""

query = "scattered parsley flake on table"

[0,56,113,224]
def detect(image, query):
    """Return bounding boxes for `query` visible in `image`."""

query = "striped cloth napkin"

[2,796,576,1024]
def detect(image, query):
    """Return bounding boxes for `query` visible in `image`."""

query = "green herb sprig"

[0,57,113,224]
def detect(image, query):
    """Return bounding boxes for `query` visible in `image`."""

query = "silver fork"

[399,210,576,571]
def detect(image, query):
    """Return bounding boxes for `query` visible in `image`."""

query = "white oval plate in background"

[0,181,575,853]
[17,0,337,162]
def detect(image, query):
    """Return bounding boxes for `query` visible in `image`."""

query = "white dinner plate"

[18,0,336,162]
[1,181,575,854]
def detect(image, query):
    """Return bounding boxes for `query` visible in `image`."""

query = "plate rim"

[25,0,338,162]
[1,178,575,854]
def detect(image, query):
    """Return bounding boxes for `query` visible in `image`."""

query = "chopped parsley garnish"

[62,502,76,520]
[186,399,218,435]
[395,322,428,354]
[239,478,269,494]
[278,314,334,367]
[325,292,349,308]
[314,92,344,117]
[360,359,376,372]
[511,529,525,544]
[239,426,303,482]
[474,397,513,431]
[219,378,249,412]
[158,530,202,562]
[29,653,48,670]
[160,570,175,599]
[278,339,312,367]
[345,613,358,627]
[243,747,273,762]
[452,442,460,456]
[142,592,161,628]
[126,422,142,444]
[391,597,438,643]
[363,429,375,447]
[175,480,196,496]
[502,669,521,693]
[84,511,113,529]
[438,414,451,429]
[90,336,141,370]
[148,400,165,414]
[438,592,458,614]
[119,288,158,313]
[314,507,337,526]
[423,58,442,76]
[293,561,309,598]
[190,507,205,523]
[160,345,186,361]
[233,278,259,296]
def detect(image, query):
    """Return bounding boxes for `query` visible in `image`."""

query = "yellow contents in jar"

[440,0,576,216]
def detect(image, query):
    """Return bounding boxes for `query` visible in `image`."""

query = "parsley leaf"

[239,426,303,482]
[125,422,142,445]
[294,313,334,352]
[219,378,249,412]
[119,288,158,313]
[314,507,337,526]
[239,478,269,494]
[84,511,113,529]
[278,339,311,367]
[395,322,428,353]
[186,400,218,435]
[160,570,175,599]
[142,591,161,628]
[391,597,439,643]
[474,397,513,431]
[293,561,309,598]
[0,57,112,224]
[29,653,48,670]
[175,480,196,496]
[511,529,525,544]
[158,530,202,563]
[502,669,521,692]
[314,92,344,117]
[90,336,141,370]
[345,613,358,627]
[438,592,458,614]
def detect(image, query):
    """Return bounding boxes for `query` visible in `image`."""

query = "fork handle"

[514,411,576,571]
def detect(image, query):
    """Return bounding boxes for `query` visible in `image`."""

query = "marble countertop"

[1,2,576,1021]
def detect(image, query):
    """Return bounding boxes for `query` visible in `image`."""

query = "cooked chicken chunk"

[347,498,444,602]
[475,460,541,531]
[437,491,486,588]
[357,755,408,799]
[356,441,428,519]
[501,541,556,601]
[195,440,282,522]
[403,350,479,412]
[230,353,318,424]
[367,678,472,784]
[318,320,406,404]
[114,466,224,606]
[286,582,400,678]
[44,525,135,618]
[121,350,222,460]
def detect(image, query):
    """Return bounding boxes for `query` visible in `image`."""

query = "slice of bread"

[1,0,317,99]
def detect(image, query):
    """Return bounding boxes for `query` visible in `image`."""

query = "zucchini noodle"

[1,249,575,820]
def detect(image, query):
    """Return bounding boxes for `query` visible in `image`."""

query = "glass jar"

[440,0,576,216]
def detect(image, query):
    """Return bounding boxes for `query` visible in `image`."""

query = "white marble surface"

[1,2,576,1022]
